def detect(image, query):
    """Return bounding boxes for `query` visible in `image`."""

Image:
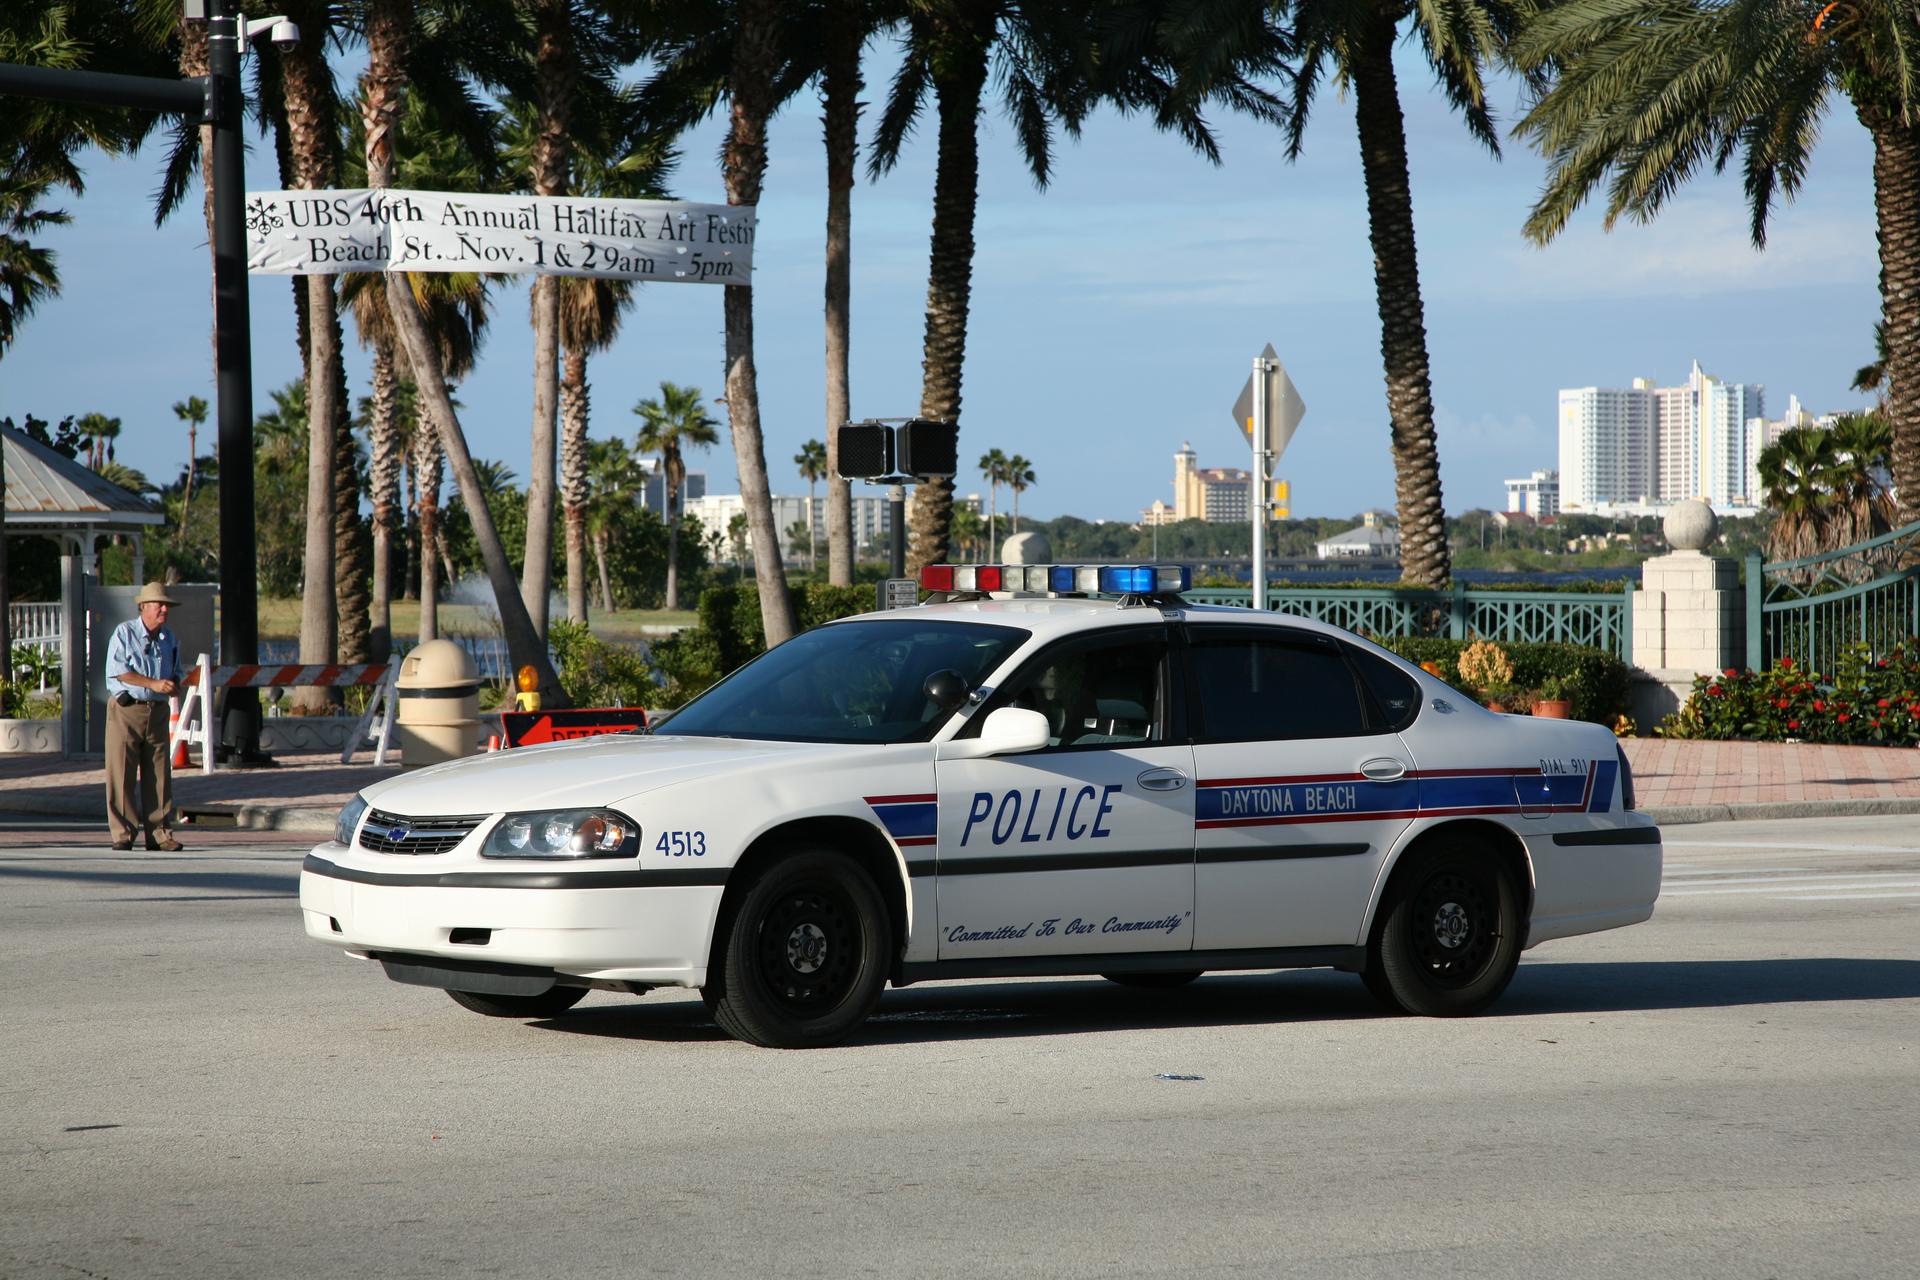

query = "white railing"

[9,602,60,649]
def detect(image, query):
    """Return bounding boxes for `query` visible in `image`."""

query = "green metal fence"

[1184,584,1633,661]
[1746,519,1920,675]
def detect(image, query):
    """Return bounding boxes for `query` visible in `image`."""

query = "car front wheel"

[709,850,891,1049]
[1369,844,1521,1017]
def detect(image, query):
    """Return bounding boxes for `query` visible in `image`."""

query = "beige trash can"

[394,639,481,769]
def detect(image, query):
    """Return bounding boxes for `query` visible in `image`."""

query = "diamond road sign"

[1231,343,1306,458]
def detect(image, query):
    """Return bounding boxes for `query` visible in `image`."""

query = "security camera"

[243,15,300,52]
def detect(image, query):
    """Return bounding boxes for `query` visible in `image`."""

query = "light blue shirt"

[105,618,181,703]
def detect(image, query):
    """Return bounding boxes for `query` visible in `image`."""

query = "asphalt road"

[2,813,1916,1279]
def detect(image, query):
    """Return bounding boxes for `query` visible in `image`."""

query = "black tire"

[1101,971,1203,989]
[1358,964,1399,1011]
[709,849,891,1049]
[445,985,588,1019]
[1369,842,1522,1017]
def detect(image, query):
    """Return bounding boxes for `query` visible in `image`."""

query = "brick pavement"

[3,737,1919,838]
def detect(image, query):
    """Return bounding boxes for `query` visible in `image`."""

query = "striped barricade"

[170,655,398,774]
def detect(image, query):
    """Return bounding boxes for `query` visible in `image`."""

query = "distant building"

[1140,499,1178,527]
[638,461,706,515]
[684,492,895,559]
[1315,509,1400,560]
[1745,396,1842,502]
[1172,442,1251,523]
[1505,469,1560,517]
[1558,361,1765,513]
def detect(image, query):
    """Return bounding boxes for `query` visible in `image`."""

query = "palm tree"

[795,437,828,572]
[585,436,646,612]
[1827,412,1897,555]
[0,161,69,362]
[170,396,208,545]
[1855,323,1889,404]
[1513,0,1920,519]
[977,448,1007,553]
[634,381,721,612]
[950,504,984,562]
[1006,452,1034,534]
[75,412,120,470]
[1758,426,1839,567]
[1273,1,1522,587]
[361,0,566,699]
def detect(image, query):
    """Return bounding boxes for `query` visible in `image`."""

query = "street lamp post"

[0,0,288,762]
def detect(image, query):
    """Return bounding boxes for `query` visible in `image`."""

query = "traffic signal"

[835,419,958,482]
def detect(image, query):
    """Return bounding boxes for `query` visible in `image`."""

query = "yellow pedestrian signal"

[1269,479,1290,518]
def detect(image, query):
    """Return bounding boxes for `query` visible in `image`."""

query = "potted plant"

[1457,639,1515,712]
[1531,676,1573,719]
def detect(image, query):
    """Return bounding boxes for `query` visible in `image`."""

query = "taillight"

[1616,744,1636,810]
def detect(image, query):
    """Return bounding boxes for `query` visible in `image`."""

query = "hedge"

[1660,642,1920,745]
[1378,638,1630,726]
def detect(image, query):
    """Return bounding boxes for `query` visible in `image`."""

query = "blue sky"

[5,46,1882,523]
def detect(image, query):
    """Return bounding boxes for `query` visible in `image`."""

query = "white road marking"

[1662,873,1920,888]
[1663,867,1813,877]
[1663,880,1920,897]
[1660,841,1920,854]
[1793,892,1920,901]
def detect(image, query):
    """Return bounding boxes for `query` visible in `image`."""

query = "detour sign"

[498,707,649,747]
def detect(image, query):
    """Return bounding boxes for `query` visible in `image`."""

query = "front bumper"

[299,843,726,988]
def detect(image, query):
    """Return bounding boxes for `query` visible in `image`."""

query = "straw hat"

[135,582,180,607]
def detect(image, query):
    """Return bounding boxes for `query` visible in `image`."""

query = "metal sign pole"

[888,484,906,578]
[1251,355,1269,612]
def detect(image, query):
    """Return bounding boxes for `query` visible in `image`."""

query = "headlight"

[484,809,640,859]
[335,793,369,846]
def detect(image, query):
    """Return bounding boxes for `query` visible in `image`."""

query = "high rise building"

[1559,361,1764,512]
[1172,442,1251,523]
[1504,469,1560,517]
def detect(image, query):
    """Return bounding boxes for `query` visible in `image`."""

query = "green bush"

[1660,641,1920,745]
[1379,638,1629,726]
[549,620,656,709]
[648,582,879,708]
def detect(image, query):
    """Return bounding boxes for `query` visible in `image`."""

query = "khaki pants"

[105,699,174,845]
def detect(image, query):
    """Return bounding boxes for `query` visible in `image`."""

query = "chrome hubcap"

[1433,902,1471,950]
[786,921,828,974]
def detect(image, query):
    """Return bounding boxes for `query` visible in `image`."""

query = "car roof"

[832,597,1361,647]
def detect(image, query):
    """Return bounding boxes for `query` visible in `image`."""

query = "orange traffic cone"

[486,733,501,752]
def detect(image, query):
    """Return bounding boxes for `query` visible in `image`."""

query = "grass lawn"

[255,597,696,640]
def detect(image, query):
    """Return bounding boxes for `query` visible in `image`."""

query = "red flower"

[1839,713,1851,723]
[1879,699,1891,708]
[1724,668,1738,678]
[1813,700,1825,712]
[1788,720,1801,730]
[1782,658,1796,669]
[1775,699,1790,709]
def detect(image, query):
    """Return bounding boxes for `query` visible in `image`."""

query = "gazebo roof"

[3,425,164,530]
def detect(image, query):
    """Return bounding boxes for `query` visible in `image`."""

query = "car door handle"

[1137,767,1188,791]
[1359,758,1407,781]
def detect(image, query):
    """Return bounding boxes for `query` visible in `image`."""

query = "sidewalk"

[0,750,397,834]
[3,738,1919,835]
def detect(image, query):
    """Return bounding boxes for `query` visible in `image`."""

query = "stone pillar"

[130,534,144,588]
[1629,499,1743,726]
[60,554,84,759]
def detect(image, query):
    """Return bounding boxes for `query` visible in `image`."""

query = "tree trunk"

[1,436,10,693]
[1350,10,1451,588]
[367,340,402,661]
[1863,108,1920,521]
[822,2,862,586]
[282,25,344,711]
[909,13,992,575]
[418,489,440,642]
[724,0,798,645]
[593,527,614,613]
[561,345,591,624]
[520,0,573,639]
[334,372,370,667]
[665,466,682,612]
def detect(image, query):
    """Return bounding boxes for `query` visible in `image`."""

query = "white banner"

[245,188,754,284]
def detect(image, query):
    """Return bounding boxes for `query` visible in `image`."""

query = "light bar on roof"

[915,563,1192,597]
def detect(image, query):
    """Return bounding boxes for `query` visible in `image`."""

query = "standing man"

[105,583,186,852]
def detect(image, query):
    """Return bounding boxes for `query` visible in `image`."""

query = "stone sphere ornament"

[1002,530,1052,564]
[1663,498,1718,551]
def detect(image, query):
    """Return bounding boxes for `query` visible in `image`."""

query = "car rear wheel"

[1369,843,1521,1017]
[445,986,588,1019]
[709,850,891,1049]
[1101,971,1203,989]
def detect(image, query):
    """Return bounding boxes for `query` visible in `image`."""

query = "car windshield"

[663,619,1030,744]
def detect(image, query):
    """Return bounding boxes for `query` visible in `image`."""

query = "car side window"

[1187,630,1376,742]
[985,635,1166,750]
[1344,644,1422,732]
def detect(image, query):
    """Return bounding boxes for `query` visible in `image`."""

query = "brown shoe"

[146,837,185,852]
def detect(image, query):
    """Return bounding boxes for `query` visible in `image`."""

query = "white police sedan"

[300,564,1661,1048]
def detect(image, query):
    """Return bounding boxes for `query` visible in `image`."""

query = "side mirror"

[939,706,1050,760]
[922,668,970,713]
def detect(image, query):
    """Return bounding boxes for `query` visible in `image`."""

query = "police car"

[300,563,1661,1048]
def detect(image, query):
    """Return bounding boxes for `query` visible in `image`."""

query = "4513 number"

[656,830,706,857]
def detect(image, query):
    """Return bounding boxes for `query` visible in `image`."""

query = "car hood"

[358,734,812,816]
